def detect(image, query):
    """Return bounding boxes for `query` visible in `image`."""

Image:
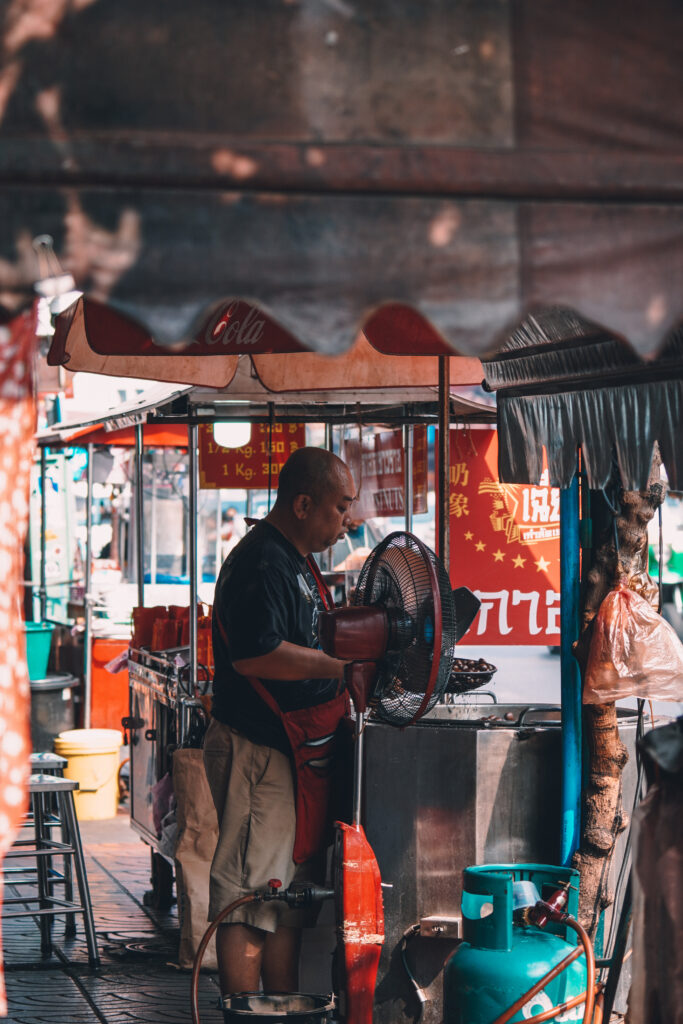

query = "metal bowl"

[222,992,335,1023]
[446,657,498,693]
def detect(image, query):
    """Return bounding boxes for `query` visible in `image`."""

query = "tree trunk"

[572,450,666,935]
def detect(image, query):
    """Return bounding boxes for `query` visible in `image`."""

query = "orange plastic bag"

[583,581,683,704]
[151,617,181,651]
[131,605,166,647]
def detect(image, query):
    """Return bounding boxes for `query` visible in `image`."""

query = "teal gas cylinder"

[444,864,587,1024]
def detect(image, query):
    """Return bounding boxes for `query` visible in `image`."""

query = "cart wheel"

[143,850,175,911]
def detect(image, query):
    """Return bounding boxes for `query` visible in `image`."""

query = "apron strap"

[306,554,335,611]
[213,611,280,715]
[213,547,336,715]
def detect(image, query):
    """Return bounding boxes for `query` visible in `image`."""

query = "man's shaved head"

[267,446,355,555]
[276,447,351,506]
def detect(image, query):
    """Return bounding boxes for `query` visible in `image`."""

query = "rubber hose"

[490,915,596,1024]
[190,892,261,1024]
[520,983,602,1023]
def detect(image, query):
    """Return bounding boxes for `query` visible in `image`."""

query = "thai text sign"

[449,428,560,645]
[199,422,306,489]
[344,426,428,518]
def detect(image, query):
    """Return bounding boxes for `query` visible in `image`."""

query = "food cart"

[42,323,675,1018]
[39,350,498,920]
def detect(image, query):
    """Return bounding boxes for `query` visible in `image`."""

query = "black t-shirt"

[210,520,338,755]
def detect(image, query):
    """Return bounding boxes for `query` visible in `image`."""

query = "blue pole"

[560,471,582,865]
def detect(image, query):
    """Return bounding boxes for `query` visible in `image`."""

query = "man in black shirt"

[204,446,355,997]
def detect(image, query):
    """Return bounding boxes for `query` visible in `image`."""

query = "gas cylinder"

[443,864,587,1024]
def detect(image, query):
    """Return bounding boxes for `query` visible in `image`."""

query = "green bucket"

[24,622,55,681]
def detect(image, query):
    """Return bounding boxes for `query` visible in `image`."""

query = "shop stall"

[4,4,683,1019]
[42,315,682,1020]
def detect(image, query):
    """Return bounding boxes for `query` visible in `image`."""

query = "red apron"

[217,555,350,864]
[247,676,349,863]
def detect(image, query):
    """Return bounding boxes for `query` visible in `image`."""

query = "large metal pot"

[222,992,335,1023]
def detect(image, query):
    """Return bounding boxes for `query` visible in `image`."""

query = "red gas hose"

[520,982,602,1024]
[490,915,596,1024]
[565,918,596,1024]
[190,892,261,1024]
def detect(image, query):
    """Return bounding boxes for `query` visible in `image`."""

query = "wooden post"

[572,449,665,934]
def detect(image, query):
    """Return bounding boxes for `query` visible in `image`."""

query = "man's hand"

[343,661,379,714]
[233,641,348,681]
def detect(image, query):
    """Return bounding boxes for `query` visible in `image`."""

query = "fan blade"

[452,586,481,643]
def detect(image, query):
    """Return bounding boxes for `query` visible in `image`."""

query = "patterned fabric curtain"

[0,308,36,1015]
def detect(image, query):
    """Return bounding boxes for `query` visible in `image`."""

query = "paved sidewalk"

[2,810,222,1024]
[2,809,627,1023]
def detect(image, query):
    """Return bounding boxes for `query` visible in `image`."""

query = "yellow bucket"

[54,728,123,820]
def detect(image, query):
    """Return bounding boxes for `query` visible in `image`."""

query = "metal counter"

[127,647,207,851]
[362,701,642,1024]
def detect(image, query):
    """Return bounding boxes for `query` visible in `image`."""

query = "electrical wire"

[600,485,621,557]
[658,504,664,613]
[398,923,426,1021]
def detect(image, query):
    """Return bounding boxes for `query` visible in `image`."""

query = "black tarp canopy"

[481,310,683,489]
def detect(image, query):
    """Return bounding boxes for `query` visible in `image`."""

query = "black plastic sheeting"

[496,379,683,491]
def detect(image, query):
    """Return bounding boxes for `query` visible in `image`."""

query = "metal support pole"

[39,446,48,621]
[403,420,413,533]
[150,451,158,585]
[352,714,366,829]
[560,469,582,865]
[83,443,94,730]
[134,424,145,608]
[188,423,199,706]
[438,356,450,568]
[215,489,222,575]
[325,424,335,570]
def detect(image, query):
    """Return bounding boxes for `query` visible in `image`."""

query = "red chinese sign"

[343,426,428,518]
[198,422,306,489]
[449,429,561,645]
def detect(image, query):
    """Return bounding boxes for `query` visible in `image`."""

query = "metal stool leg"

[62,831,76,938]
[33,791,53,960]
[60,791,100,969]
[58,806,77,939]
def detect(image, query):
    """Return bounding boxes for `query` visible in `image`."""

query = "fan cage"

[353,531,457,726]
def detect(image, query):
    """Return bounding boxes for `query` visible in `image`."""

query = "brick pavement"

[3,811,625,1023]
[2,810,222,1024]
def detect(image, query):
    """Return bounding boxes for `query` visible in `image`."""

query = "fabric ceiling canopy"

[0,0,681,360]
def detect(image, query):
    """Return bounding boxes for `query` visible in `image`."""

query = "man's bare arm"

[233,641,347,681]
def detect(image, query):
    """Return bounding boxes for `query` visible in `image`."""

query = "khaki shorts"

[203,717,323,933]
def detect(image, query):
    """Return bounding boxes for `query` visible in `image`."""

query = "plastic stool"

[3,774,100,968]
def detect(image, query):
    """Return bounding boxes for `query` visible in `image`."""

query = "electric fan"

[318,531,458,1024]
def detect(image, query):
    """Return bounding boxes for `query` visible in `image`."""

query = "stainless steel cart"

[125,645,208,908]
